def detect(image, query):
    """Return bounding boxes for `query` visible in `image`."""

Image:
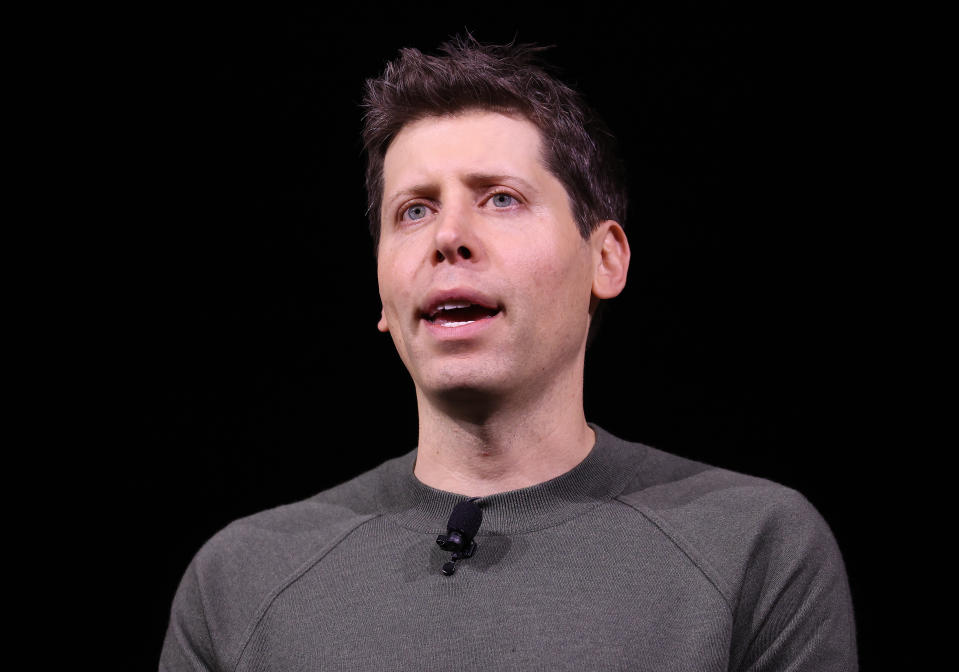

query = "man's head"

[361,34,628,254]
[362,36,630,409]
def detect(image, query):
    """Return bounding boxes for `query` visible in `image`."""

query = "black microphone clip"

[436,498,482,576]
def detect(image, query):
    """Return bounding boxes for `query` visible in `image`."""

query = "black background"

[110,5,882,668]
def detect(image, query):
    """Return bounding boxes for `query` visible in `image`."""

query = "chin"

[418,365,512,409]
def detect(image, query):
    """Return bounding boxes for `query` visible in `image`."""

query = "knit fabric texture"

[161,425,857,671]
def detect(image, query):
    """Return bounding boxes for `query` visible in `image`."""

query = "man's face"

[376,110,601,404]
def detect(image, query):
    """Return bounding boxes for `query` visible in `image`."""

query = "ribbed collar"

[373,424,649,536]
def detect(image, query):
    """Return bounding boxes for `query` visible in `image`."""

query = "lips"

[420,290,502,328]
[427,302,500,326]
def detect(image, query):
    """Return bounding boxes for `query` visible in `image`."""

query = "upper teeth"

[435,301,472,312]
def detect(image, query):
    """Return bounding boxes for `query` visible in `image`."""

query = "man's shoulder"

[602,427,814,518]
[601,432,856,667]
[606,432,842,607]
[617,438,815,524]
[164,451,415,669]
[197,449,415,575]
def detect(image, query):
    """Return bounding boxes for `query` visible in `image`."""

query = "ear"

[377,307,389,333]
[590,220,630,299]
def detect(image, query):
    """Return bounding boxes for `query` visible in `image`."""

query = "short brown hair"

[361,34,628,253]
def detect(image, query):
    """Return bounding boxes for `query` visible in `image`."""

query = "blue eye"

[491,193,516,208]
[405,204,429,221]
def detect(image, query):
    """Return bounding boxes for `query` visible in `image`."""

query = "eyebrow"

[385,173,541,210]
[462,173,539,195]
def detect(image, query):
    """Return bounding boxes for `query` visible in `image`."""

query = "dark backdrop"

[112,6,880,669]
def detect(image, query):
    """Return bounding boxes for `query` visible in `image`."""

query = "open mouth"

[423,301,501,327]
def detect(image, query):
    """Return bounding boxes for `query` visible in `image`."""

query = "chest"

[235,530,733,672]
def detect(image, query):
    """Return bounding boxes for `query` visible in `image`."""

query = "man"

[161,36,857,671]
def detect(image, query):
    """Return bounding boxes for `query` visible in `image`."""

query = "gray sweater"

[161,425,857,671]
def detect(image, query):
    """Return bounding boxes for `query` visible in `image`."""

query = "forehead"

[382,111,548,192]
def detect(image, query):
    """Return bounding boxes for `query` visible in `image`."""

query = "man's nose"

[432,203,479,264]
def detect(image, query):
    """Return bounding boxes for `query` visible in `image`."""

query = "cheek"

[377,254,420,334]
[376,253,403,304]
[376,264,401,330]
[523,245,592,306]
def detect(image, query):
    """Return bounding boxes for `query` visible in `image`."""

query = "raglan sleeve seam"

[727,488,858,671]
[614,495,735,614]
[228,512,383,672]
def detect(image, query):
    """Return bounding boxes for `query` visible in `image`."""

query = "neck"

[412,368,595,497]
